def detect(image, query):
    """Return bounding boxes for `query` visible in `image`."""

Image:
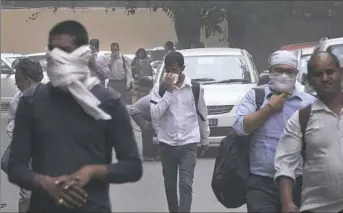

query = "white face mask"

[46,45,92,87]
[269,73,296,94]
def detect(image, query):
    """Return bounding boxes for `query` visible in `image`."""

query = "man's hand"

[165,73,176,92]
[88,56,97,69]
[63,165,95,188]
[140,121,152,132]
[200,145,209,157]
[126,81,133,91]
[37,175,87,209]
[281,202,299,213]
[269,93,287,112]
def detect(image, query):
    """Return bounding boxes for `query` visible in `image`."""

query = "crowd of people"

[1,19,343,213]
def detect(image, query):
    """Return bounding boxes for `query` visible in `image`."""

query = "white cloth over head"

[46,45,112,120]
[268,50,298,70]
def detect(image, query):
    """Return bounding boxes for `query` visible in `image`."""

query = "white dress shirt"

[150,76,210,146]
[6,91,22,138]
[275,99,343,212]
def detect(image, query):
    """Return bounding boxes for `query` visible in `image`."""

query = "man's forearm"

[8,162,37,191]
[87,160,142,184]
[243,104,273,134]
[131,114,147,129]
[279,176,295,205]
[150,91,174,120]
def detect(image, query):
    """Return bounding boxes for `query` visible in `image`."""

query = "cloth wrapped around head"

[46,45,111,120]
[268,50,299,94]
[268,50,298,69]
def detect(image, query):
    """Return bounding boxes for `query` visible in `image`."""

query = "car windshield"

[329,44,343,62]
[25,55,47,71]
[296,54,311,83]
[4,56,20,65]
[161,55,251,83]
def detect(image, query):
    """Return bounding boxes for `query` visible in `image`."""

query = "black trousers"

[108,79,131,105]
[141,129,157,158]
[159,143,197,213]
[246,174,302,213]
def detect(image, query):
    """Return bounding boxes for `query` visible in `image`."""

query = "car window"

[297,55,311,83]
[246,53,258,80]
[25,55,47,71]
[1,59,14,74]
[149,50,167,61]
[328,44,343,62]
[159,55,252,83]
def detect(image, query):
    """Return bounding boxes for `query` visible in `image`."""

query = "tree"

[125,1,225,49]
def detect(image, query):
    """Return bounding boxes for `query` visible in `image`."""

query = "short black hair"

[165,41,174,50]
[49,20,89,47]
[307,51,340,74]
[135,48,147,58]
[165,51,184,67]
[15,58,44,82]
[89,38,99,51]
[111,42,120,49]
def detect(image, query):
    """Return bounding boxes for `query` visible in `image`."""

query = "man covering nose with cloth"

[232,50,316,213]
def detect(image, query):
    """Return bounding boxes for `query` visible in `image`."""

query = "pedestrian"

[131,48,154,103]
[275,51,343,213]
[150,51,210,213]
[232,50,316,213]
[7,20,142,212]
[89,38,108,85]
[129,76,158,161]
[106,42,133,104]
[1,58,44,212]
[164,41,175,53]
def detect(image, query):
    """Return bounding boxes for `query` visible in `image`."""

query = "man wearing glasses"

[232,50,316,213]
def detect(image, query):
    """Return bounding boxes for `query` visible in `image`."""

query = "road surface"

[0,111,246,212]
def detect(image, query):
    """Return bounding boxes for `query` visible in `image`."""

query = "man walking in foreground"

[233,50,316,212]
[150,51,210,212]
[275,51,343,213]
[8,20,142,212]
[1,58,44,212]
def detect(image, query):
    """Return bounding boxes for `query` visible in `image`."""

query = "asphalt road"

[0,111,246,212]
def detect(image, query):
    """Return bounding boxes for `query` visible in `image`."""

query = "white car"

[154,48,260,146]
[1,53,23,111]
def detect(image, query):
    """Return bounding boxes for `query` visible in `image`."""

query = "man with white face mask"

[232,50,316,213]
[7,20,142,212]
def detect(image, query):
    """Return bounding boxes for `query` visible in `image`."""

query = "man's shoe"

[1,203,7,208]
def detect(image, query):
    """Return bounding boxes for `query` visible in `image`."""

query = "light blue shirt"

[232,85,316,178]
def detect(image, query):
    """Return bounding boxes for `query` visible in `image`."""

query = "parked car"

[154,48,261,147]
[313,37,343,54]
[1,53,23,111]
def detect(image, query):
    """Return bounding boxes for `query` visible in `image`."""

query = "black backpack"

[158,80,205,121]
[211,87,265,209]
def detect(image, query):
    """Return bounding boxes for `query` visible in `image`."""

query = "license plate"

[209,118,218,126]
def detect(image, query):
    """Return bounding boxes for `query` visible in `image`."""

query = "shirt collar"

[265,85,303,100]
[183,76,192,87]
